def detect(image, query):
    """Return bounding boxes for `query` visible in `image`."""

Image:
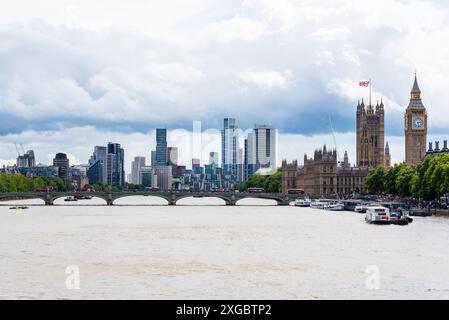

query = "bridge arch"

[235,193,290,206]
[111,193,172,205]
[0,194,46,205]
[52,195,108,205]
[236,197,279,206]
[175,195,229,206]
[113,195,170,206]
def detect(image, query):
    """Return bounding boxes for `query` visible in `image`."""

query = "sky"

[0,0,449,172]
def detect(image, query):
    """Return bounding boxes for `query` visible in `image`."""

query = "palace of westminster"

[282,75,434,196]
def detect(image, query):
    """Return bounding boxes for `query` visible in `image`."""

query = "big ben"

[405,74,427,166]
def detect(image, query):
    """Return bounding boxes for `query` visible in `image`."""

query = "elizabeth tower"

[405,75,427,166]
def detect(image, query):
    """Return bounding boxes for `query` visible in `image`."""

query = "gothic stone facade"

[282,146,368,196]
[356,99,385,168]
[405,75,428,166]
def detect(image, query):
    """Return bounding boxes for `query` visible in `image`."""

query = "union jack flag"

[359,80,370,87]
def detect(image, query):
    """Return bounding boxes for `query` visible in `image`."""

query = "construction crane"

[20,144,26,155]
[328,114,341,163]
[14,143,22,157]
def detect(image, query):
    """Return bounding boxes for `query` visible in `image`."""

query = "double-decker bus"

[287,188,305,195]
[247,187,266,193]
[35,187,54,193]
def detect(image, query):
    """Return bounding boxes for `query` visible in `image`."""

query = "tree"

[395,166,416,198]
[365,167,385,194]
[234,169,282,193]
[383,163,405,195]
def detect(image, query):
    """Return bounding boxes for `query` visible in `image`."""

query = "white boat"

[326,202,345,211]
[310,200,328,209]
[64,196,78,202]
[365,206,390,224]
[295,198,311,207]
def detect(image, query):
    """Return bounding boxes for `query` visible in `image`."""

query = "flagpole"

[369,78,372,107]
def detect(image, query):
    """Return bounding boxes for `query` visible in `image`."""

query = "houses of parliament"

[282,75,428,195]
[356,74,428,168]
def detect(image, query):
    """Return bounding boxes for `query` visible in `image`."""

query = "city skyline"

[1,1,449,171]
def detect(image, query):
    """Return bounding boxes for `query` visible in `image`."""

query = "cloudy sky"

[0,0,448,171]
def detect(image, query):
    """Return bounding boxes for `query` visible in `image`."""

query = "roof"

[411,74,421,93]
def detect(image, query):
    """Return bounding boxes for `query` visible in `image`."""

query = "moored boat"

[64,196,78,202]
[310,200,328,209]
[355,204,367,213]
[295,198,311,207]
[326,202,345,211]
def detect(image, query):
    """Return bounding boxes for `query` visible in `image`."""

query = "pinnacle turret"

[411,73,421,94]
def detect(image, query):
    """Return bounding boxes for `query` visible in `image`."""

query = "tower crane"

[14,143,22,157]
[328,114,341,163]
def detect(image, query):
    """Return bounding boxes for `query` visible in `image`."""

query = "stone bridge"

[0,191,299,206]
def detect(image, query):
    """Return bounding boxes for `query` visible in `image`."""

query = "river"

[1,197,449,300]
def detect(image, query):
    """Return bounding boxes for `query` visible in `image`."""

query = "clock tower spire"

[405,73,428,165]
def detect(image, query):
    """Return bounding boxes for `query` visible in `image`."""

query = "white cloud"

[206,15,268,42]
[239,70,292,88]
[0,0,449,165]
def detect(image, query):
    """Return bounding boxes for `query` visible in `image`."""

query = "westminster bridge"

[0,191,299,206]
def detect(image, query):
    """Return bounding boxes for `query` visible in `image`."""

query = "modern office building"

[17,150,36,168]
[53,153,70,181]
[209,152,219,165]
[167,147,178,166]
[139,166,154,188]
[221,118,239,183]
[192,158,201,169]
[153,166,173,191]
[237,147,244,182]
[156,129,168,165]
[106,143,125,186]
[87,159,103,185]
[69,166,89,190]
[18,166,59,179]
[131,156,146,185]
[88,146,107,184]
[244,125,278,180]
[151,150,157,167]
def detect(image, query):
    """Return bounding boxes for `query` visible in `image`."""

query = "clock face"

[413,117,424,129]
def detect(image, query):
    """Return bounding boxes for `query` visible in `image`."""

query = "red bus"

[287,188,305,195]
[35,187,54,192]
[247,187,266,193]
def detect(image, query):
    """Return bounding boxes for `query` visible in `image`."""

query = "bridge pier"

[45,200,54,206]
[169,194,177,206]
[107,193,113,206]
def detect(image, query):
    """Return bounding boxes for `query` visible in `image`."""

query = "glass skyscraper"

[221,118,239,184]
[244,125,277,180]
[155,129,168,165]
[106,143,125,186]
